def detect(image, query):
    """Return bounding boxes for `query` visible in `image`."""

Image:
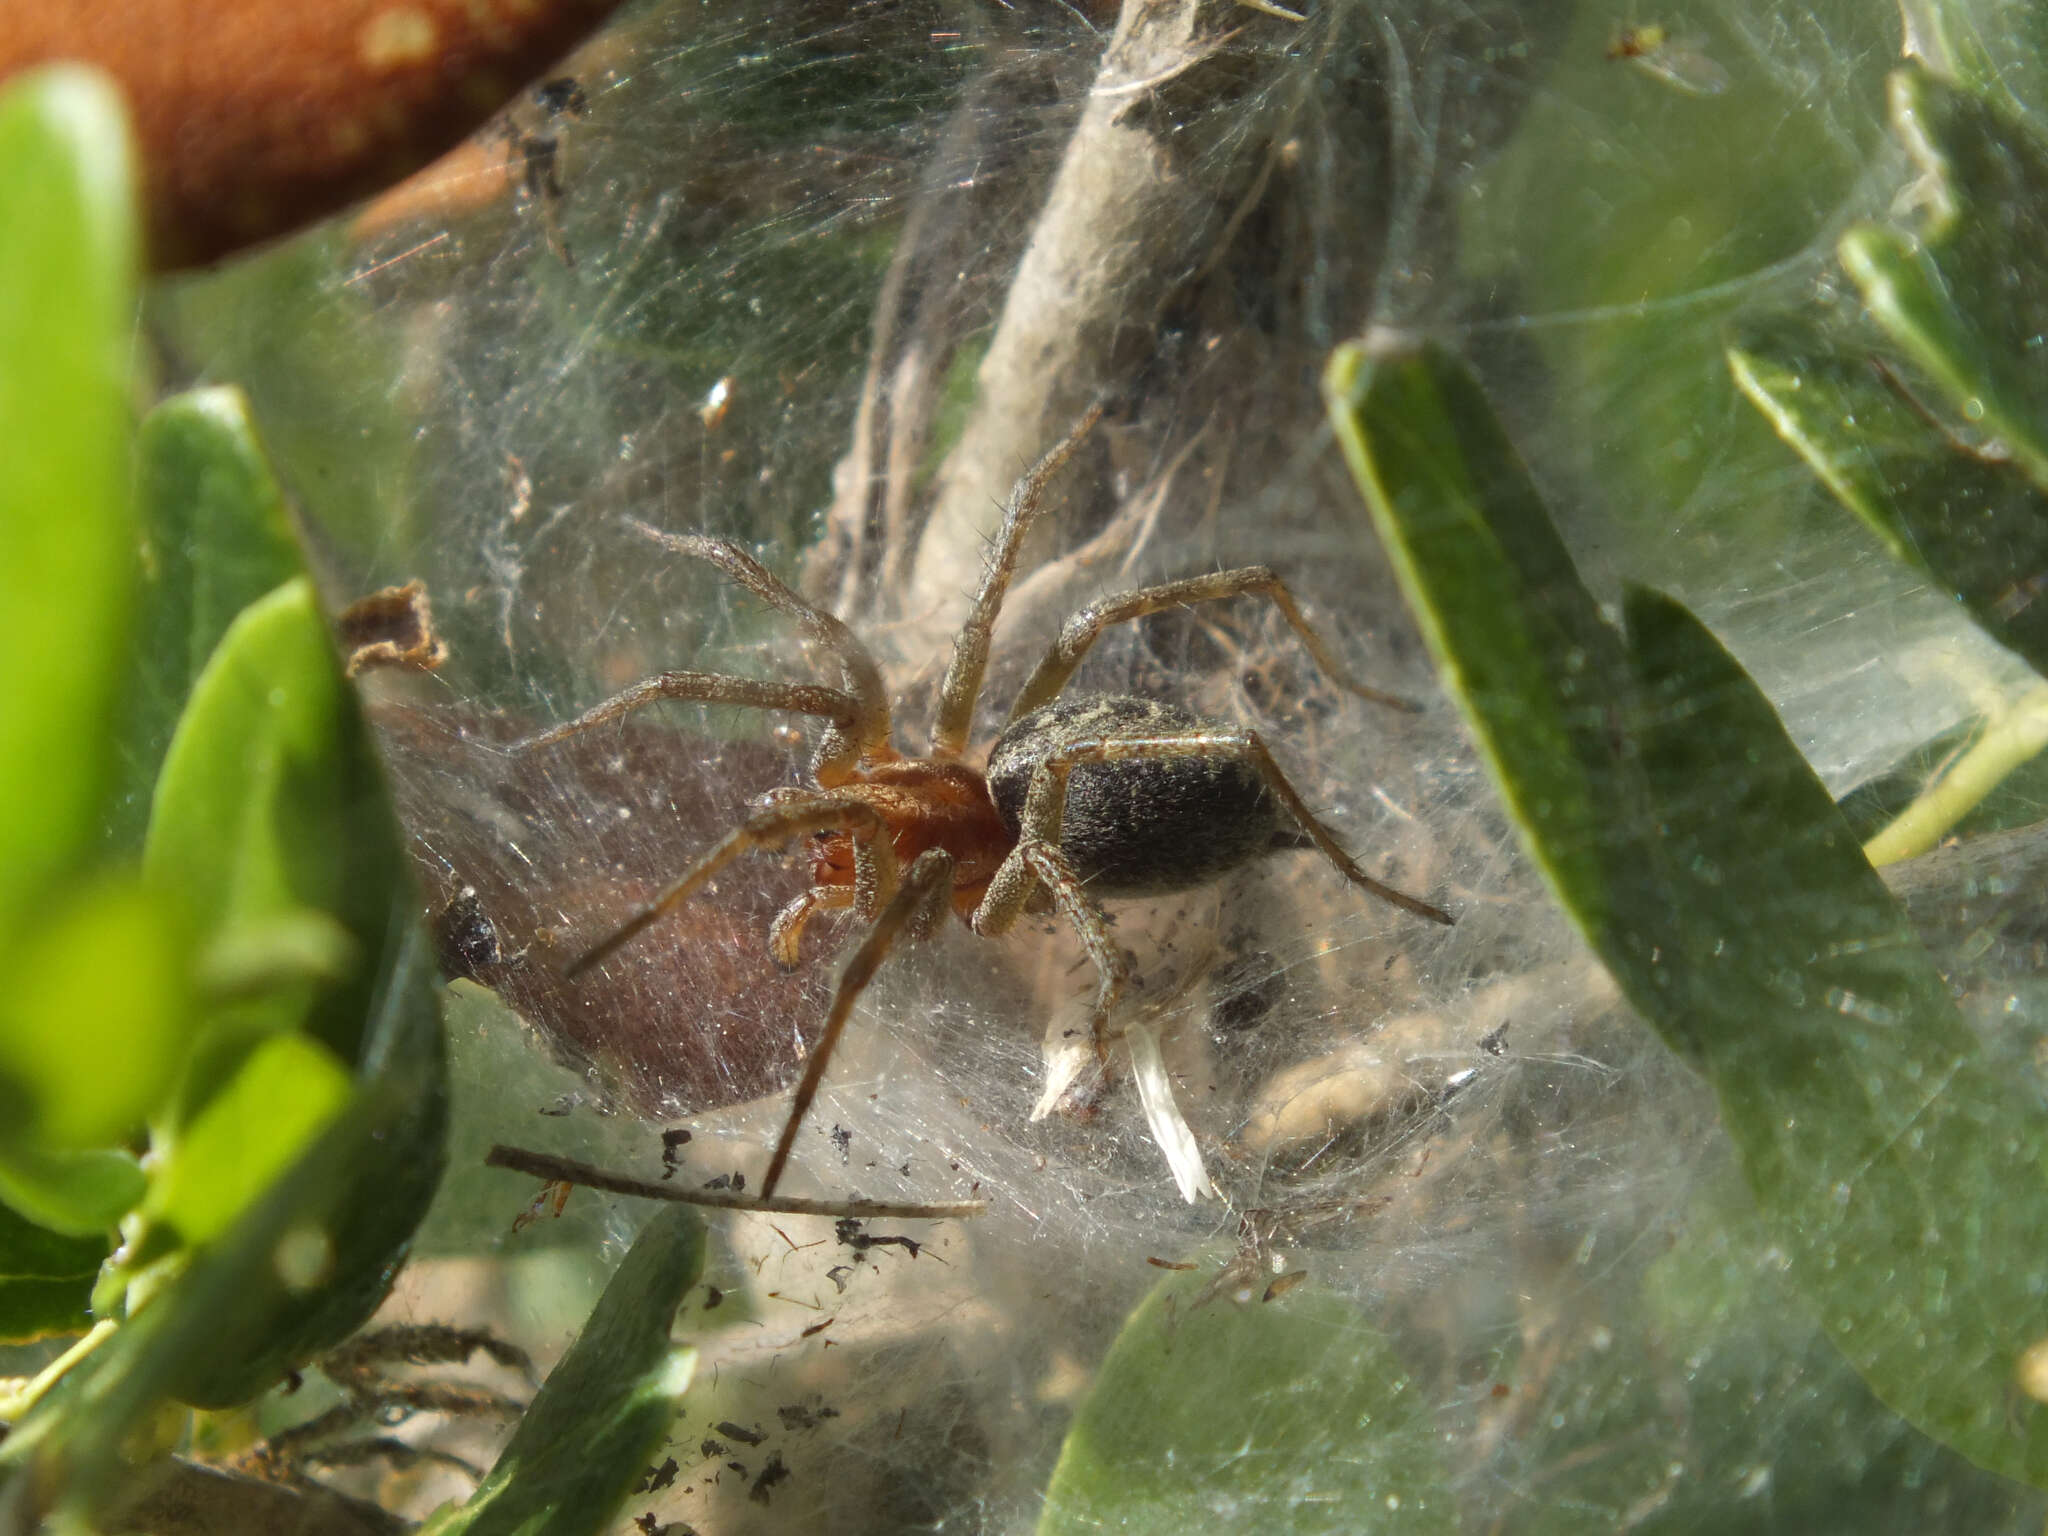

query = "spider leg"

[931,403,1105,759]
[325,1324,537,1390]
[761,847,956,1198]
[972,840,1130,1065]
[625,524,896,768]
[1007,565,1421,722]
[302,1439,486,1482]
[566,795,900,977]
[511,671,874,785]
[1015,729,1453,925]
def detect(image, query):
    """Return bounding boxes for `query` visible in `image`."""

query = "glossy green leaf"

[1841,68,2048,492]
[422,1204,705,1536]
[1328,338,2048,1484]
[0,875,189,1156]
[1039,1268,1448,1535]
[106,572,442,1337]
[107,387,306,851]
[144,575,408,1067]
[1728,333,2048,676]
[0,66,137,939]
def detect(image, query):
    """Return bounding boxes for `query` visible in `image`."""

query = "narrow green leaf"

[1728,334,2048,675]
[0,66,137,938]
[422,1204,705,1536]
[1323,340,1690,1055]
[1841,68,2048,492]
[146,578,351,1047]
[1039,1269,1449,1535]
[1327,337,2048,1484]
[108,387,306,851]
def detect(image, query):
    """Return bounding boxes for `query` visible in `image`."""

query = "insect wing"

[1620,32,1731,97]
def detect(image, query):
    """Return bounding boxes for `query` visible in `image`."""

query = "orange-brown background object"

[0,0,624,269]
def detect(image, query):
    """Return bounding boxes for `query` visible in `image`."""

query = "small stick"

[486,1144,986,1221]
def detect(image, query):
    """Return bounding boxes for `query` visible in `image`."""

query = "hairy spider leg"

[233,1323,535,1486]
[930,401,1107,758]
[621,524,897,773]
[325,1323,537,1388]
[970,836,1131,1064]
[565,797,900,978]
[762,847,957,1197]
[514,670,863,769]
[1006,565,1423,722]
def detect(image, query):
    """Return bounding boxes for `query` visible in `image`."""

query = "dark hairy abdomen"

[986,694,1282,897]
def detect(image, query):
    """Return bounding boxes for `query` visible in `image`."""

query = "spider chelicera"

[518,405,1452,1198]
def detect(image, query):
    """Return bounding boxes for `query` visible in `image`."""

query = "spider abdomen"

[987,694,1282,897]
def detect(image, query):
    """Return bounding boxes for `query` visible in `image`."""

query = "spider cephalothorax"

[519,404,1450,1197]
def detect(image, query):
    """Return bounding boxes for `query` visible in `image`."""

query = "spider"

[517,404,1451,1198]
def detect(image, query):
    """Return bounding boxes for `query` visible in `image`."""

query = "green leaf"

[0,925,447,1522]
[1841,68,2048,492]
[0,66,137,939]
[1328,338,2048,1485]
[0,1280,95,1344]
[0,1200,110,1283]
[1039,1269,1449,1535]
[422,1204,705,1536]
[140,1031,353,1253]
[1322,340,1690,1057]
[140,921,448,1410]
[0,1147,144,1240]
[0,1204,104,1342]
[144,575,410,1067]
[0,874,189,1158]
[1728,332,2048,676]
[103,572,442,1334]
[107,387,306,852]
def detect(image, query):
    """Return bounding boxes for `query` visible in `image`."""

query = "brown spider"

[517,405,1451,1197]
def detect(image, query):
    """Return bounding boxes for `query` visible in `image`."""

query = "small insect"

[1606,23,1730,97]
[518,405,1451,1198]
[502,76,589,266]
